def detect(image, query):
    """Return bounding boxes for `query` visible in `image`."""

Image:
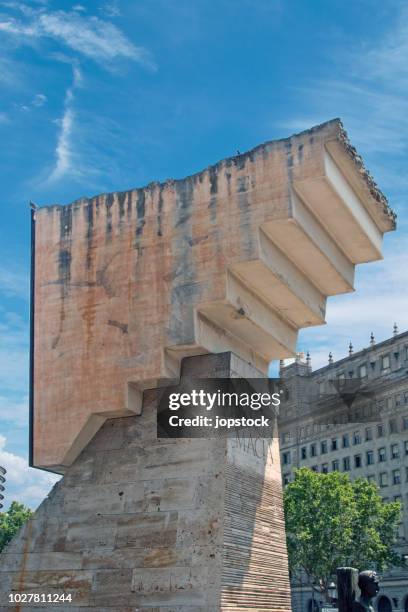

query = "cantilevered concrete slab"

[31,118,395,472]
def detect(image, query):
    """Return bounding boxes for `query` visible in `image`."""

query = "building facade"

[279,329,408,612]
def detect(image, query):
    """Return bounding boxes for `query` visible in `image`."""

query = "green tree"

[284,467,402,601]
[0,501,33,553]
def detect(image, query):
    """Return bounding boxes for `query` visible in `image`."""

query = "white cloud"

[47,64,81,182]
[0,434,60,510]
[31,92,46,106]
[0,395,28,428]
[0,5,155,69]
[99,1,121,18]
[0,112,8,123]
[0,265,28,300]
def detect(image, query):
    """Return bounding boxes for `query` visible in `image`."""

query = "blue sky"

[0,0,407,510]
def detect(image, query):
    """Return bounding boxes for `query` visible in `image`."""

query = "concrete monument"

[0,119,396,610]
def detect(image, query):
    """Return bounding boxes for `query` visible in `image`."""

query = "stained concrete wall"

[1,353,290,611]
[32,119,395,471]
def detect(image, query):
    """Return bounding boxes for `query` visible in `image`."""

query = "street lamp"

[328,581,337,603]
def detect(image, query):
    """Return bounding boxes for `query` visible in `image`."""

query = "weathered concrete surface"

[1,353,290,611]
[32,119,395,471]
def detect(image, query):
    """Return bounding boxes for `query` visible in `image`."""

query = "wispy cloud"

[47,64,81,182]
[0,2,156,183]
[31,92,46,106]
[0,395,28,428]
[279,5,408,185]
[0,434,60,510]
[0,4,155,69]
[99,1,122,18]
[0,265,28,300]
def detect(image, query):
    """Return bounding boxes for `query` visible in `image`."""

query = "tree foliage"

[0,501,33,553]
[284,468,402,598]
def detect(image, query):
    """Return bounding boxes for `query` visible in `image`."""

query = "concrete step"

[262,190,355,296]
[229,229,327,329]
[294,148,383,264]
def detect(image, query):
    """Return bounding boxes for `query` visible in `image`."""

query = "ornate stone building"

[279,328,408,612]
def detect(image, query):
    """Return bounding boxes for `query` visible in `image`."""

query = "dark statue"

[352,570,380,612]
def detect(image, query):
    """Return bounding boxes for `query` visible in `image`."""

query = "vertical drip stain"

[58,206,72,296]
[60,205,72,239]
[126,190,133,221]
[169,178,200,343]
[135,189,146,247]
[118,191,126,225]
[54,205,73,349]
[157,187,164,237]
[105,193,114,240]
[208,166,218,222]
[85,199,94,270]
[236,174,253,257]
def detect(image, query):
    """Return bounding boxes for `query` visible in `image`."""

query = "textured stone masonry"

[0,353,290,611]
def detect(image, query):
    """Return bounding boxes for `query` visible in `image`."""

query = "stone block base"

[0,353,291,611]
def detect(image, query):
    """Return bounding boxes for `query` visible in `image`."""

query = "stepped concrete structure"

[0,119,396,610]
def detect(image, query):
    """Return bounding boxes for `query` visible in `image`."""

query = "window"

[380,472,388,487]
[321,440,327,454]
[359,364,367,378]
[332,460,339,471]
[353,431,361,445]
[311,465,319,472]
[367,475,376,484]
[338,372,345,387]
[354,454,362,468]
[310,443,317,457]
[365,427,373,441]
[322,463,329,474]
[343,457,350,471]
[394,495,402,504]
[377,423,384,438]
[283,473,291,485]
[282,432,291,444]
[393,469,401,485]
[391,444,400,459]
[396,394,402,407]
[378,447,387,462]
[331,438,338,451]
[406,466,408,482]
[404,392,408,405]
[389,418,398,434]
[403,416,408,430]
[301,447,307,460]
[342,433,350,448]
[282,451,291,465]
[405,441,408,456]
[319,381,325,395]
[381,354,390,370]
[367,450,374,465]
